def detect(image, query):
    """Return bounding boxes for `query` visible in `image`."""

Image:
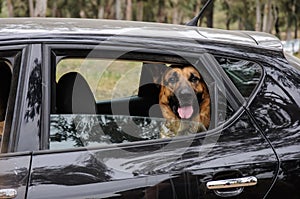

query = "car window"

[49,51,242,150]
[56,59,142,101]
[215,57,262,98]
[0,60,12,142]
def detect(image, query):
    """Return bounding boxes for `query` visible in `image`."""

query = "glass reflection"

[50,115,205,149]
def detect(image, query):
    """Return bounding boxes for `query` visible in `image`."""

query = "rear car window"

[57,59,142,101]
[49,51,247,150]
[216,57,262,98]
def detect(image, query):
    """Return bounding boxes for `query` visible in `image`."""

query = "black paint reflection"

[251,74,300,151]
[24,58,42,122]
[249,61,300,198]
[50,115,164,148]
[0,167,28,187]
[31,154,112,186]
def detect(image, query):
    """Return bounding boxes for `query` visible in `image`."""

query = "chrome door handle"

[206,176,257,190]
[0,189,17,199]
[206,176,257,197]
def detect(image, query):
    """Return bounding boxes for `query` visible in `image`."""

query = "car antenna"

[186,0,213,26]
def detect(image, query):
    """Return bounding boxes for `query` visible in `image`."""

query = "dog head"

[159,65,210,127]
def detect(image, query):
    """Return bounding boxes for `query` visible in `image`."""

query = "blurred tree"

[262,0,273,33]
[205,0,214,27]
[136,0,143,21]
[199,0,214,27]
[126,0,132,20]
[255,0,262,31]
[33,0,47,17]
[7,0,14,17]
[115,0,122,20]
[279,0,299,40]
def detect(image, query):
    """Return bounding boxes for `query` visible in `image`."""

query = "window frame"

[0,45,27,153]
[43,43,251,151]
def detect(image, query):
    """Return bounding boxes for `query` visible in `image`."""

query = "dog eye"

[189,75,200,83]
[167,72,178,84]
[168,76,178,84]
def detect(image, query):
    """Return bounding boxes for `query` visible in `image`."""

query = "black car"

[0,18,299,199]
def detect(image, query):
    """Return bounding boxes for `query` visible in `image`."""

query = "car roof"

[0,18,282,51]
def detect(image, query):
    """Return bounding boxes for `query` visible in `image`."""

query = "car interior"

[0,60,12,139]
[55,63,163,118]
[50,50,262,149]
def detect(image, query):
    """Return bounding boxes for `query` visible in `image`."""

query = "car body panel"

[0,153,31,199]
[249,56,300,198]
[27,112,277,199]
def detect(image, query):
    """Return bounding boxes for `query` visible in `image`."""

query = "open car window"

[0,60,12,140]
[49,50,260,150]
[57,59,142,101]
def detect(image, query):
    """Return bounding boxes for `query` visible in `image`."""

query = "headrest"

[56,72,96,114]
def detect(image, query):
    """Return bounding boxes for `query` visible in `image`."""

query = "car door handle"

[206,176,257,197]
[0,189,17,199]
[206,176,257,189]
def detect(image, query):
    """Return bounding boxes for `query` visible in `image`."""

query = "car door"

[26,42,278,199]
[0,46,32,199]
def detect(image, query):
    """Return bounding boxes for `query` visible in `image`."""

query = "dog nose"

[178,88,193,101]
[179,93,193,100]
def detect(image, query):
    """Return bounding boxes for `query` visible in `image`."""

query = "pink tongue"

[178,106,193,119]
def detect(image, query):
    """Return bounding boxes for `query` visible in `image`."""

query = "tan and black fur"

[158,65,210,137]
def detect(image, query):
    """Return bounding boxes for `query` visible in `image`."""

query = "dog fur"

[158,65,210,137]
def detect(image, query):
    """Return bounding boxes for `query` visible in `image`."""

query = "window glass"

[57,59,142,101]
[0,60,12,141]
[50,52,241,150]
[215,57,262,98]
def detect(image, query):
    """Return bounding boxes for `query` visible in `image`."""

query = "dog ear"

[143,63,169,85]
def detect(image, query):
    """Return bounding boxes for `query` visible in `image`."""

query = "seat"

[136,63,164,118]
[56,72,96,114]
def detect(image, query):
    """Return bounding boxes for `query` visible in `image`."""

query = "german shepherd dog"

[158,65,210,137]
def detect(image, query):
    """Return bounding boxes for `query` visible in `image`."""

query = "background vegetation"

[0,0,299,41]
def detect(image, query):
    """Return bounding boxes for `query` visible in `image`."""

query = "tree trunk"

[255,0,261,31]
[7,0,14,17]
[34,0,47,17]
[51,0,57,17]
[262,0,273,33]
[105,0,114,19]
[226,18,231,30]
[29,0,34,17]
[292,0,297,39]
[125,0,132,20]
[157,0,165,23]
[172,3,179,24]
[98,2,104,19]
[274,6,280,39]
[136,0,143,21]
[205,1,214,28]
[115,0,122,20]
[295,18,298,39]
